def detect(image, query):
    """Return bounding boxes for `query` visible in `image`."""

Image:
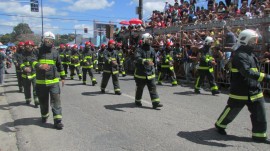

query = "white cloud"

[68,0,115,11]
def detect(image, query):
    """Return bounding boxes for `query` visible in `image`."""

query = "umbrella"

[129,18,142,25]
[7,42,15,47]
[119,20,130,25]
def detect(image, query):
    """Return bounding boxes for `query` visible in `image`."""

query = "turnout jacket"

[98,49,105,64]
[198,46,215,72]
[20,51,37,79]
[134,45,157,80]
[160,48,174,68]
[13,49,24,72]
[103,48,119,74]
[230,45,270,101]
[59,49,70,65]
[31,45,65,86]
[70,50,81,67]
[81,48,94,68]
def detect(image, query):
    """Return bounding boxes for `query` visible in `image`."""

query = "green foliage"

[11,23,34,41]
[0,33,12,44]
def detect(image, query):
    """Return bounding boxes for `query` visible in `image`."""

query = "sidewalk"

[0,86,18,151]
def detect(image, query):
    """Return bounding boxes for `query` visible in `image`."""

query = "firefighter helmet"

[203,36,214,45]
[141,33,153,45]
[24,40,35,46]
[43,31,55,40]
[237,29,260,46]
[108,40,116,45]
[18,42,25,46]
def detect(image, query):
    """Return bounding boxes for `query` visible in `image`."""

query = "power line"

[0,13,120,24]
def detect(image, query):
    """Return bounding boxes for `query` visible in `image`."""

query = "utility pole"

[138,0,143,20]
[75,29,77,44]
[41,0,44,39]
[99,26,102,47]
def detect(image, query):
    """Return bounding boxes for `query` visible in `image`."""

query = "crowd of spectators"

[146,0,270,29]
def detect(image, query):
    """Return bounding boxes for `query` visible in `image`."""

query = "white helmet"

[43,31,55,40]
[203,36,214,45]
[237,29,259,46]
[141,33,153,44]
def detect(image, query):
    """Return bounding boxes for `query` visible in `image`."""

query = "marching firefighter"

[13,42,24,92]
[116,42,126,77]
[157,41,178,86]
[194,36,220,95]
[31,31,65,130]
[215,29,269,143]
[91,45,98,72]
[69,44,82,80]
[100,40,122,95]
[20,40,39,107]
[97,44,106,74]
[59,44,70,77]
[81,41,97,85]
[134,33,163,109]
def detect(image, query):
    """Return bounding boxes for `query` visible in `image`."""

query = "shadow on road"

[0,117,55,132]
[65,83,84,86]
[177,128,253,147]
[0,101,39,110]
[104,102,153,112]
[2,84,18,87]
[174,91,213,96]
[119,78,134,81]
[81,91,115,96]
[3,90,19,94]
[4,80,18,83]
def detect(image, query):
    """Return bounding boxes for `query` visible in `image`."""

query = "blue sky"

[0,0,246,37]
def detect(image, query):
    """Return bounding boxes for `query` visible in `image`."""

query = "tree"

[11,23,33,42]
[0,33,12,44]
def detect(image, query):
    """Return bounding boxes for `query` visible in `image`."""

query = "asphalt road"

[1,68,270,151]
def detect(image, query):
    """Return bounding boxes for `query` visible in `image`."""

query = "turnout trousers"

[157,67,177,85]
[195,69,218,91]
[62,64,69,76]
[215,98,267,139]
[82,68,96,84]
[23,77,38,104]
[135,77,160,103]
[69,65,82,79]
[16,71,23,90]
[36,83,62,122]
[101,71,120,92]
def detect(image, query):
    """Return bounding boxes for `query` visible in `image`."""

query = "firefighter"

[215,29,269,143]
[59,44,67,76]
[116,42,126,77]
[157,41,178,86]
[19,40,39,107]
[134,33,163,109]
[69,44,82,80]
[31,31,65,130]
[194,36,220,95]
[63,44,71,77]
[97,44,106,74]
[13,42,24,92]
[20,40,39,107]
[91,44,98,72]
[100,40,122,95]
[81,41,97,85]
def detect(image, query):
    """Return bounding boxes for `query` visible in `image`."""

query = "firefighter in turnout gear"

[157,41,178,86]
[31,31,65,130]
[13,42,24,92]
[100,40,122,95]
[81,41,97,85]
[63,44,71,77]
[69,44,82,80]
[194,36,220,95]
[116,42,126,77]
[20,40,39,107]
[97,44,106,74]
[134,33,163,109]
[59,44,70,77]
[215,29,269,143]
[91,45,98,72]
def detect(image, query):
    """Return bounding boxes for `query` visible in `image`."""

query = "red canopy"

[129,18,142,25]
[119,20,130,25]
